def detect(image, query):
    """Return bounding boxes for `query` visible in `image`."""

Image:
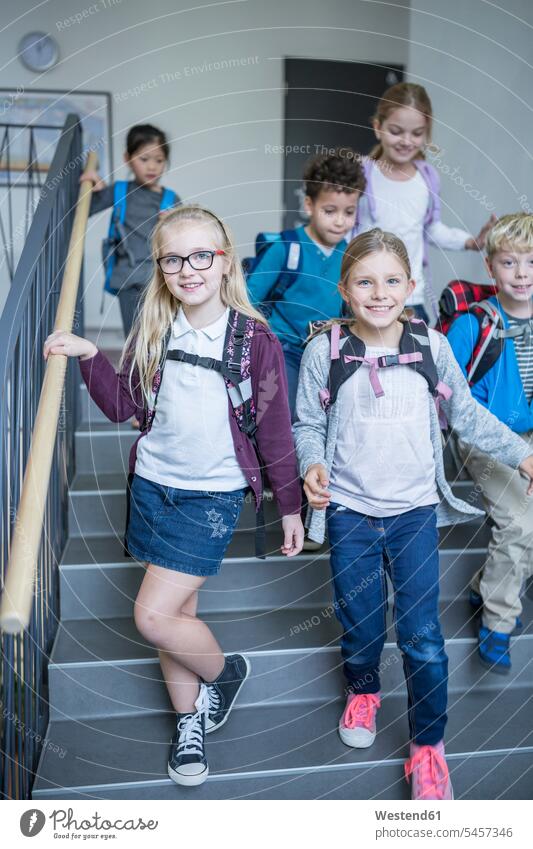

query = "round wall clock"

[18,32,60,72]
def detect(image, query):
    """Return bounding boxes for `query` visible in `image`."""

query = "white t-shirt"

[356,166,470,306]
[135,307,248,491]
[329,341,439,517]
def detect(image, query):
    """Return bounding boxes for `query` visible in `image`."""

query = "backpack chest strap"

[344,351,423,398]
[165,348,253,409]
[495,324,531,341]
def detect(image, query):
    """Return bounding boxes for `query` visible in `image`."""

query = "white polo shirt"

[134,307,248,491]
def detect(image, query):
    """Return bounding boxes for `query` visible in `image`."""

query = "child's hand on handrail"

[304,463,332,510]
[80,170,106,192]
[43,331,98,362]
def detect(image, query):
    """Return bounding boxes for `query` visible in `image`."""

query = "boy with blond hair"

[448,213,533,673]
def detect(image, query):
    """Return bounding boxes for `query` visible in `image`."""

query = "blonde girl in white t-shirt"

[353,82,496,321]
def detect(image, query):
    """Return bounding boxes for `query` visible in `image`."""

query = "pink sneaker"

[404,740,454,800]
[338,692,381,748]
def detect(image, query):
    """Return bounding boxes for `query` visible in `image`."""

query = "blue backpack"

[243,229,303,317]
[102,181,177,296]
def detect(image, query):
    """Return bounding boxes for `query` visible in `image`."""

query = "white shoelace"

[177,685,208,757]
[207,683,222,714]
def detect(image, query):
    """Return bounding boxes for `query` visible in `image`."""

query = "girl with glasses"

[44,204,304,787]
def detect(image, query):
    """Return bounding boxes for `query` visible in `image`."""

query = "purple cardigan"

[78,322,301,518]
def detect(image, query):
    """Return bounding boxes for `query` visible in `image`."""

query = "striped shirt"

[508,316,533,402]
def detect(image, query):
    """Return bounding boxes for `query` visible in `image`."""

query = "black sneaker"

[167,685,209,786]
[205,653,251,734]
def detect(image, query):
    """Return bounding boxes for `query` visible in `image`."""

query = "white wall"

[408,0,533,302]
[0,0,410,339]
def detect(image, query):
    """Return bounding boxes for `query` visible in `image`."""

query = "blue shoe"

[470,590,522,633]
[478,626,511,675]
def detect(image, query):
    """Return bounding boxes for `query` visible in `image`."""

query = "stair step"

[80,385,109,423]
[47,598,533,720]
[75,424,138,475]
[32,686,533,800]
[59,524,490,622]
[67,471,482,537]
[59,547,487,620]
[68,473,279,537]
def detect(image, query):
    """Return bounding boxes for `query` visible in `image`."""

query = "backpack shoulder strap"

[112,181,129,229]
[465,301,505,385]
[321,325,366,410]
[399,319,440,395]
[223,309,257,438]
[268,229,303,303]
[223,309,267,559]
[280,228,302,271]
[160,187,176,211]
[414,160,441,227]
[355,159,376,227]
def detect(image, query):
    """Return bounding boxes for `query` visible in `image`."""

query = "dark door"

[282,58,403,228]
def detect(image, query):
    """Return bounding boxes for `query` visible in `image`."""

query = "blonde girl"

[353,83,496,321]
[44,205,304,788]
[293,229,533,799]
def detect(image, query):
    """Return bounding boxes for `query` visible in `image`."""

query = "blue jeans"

[327,504,448,744]
[281,341,303,422]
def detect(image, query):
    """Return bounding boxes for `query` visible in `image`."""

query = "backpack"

[124,309,267,558]
[243,229,303,318]
[102,181,177,296]
[437,279,524,386]
[315,318,451,428]
[164,309,257,440]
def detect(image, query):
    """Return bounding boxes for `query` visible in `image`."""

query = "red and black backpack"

[437,279,523,386]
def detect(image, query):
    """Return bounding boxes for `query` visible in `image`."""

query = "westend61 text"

[375,810,441,820]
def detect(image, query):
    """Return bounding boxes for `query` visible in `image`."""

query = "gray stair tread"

[77,421,136,433]
[32,686,533,796]
[71,474,129,492]
[31,751,533,800]
[62,529,321,565]
[51,609,342,664]
[62,523,489,567]
[50,596,533,666]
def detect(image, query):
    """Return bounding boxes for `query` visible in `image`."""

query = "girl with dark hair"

[82,123,181,340]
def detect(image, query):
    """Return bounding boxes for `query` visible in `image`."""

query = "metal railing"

[0,114,93,799]
[0,121,64,282]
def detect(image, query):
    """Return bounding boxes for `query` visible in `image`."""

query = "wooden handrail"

[0,151,97,634]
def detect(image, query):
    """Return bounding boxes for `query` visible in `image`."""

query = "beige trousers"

[457,432,533,634]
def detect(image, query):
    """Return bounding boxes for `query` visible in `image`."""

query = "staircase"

[32,381,533,800]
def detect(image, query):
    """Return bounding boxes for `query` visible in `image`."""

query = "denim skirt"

[126,473,247,576]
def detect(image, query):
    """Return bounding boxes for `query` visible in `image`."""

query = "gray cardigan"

[293,327,531,543]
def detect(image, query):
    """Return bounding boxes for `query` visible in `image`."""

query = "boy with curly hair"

[247,148,365,417]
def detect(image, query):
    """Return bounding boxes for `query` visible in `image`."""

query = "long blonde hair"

[119,204,267,404]
[370,82,433,161]
[309,228,412,340]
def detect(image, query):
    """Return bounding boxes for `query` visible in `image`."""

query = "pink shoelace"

[342,693,381,730]
[404,744,450,799]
